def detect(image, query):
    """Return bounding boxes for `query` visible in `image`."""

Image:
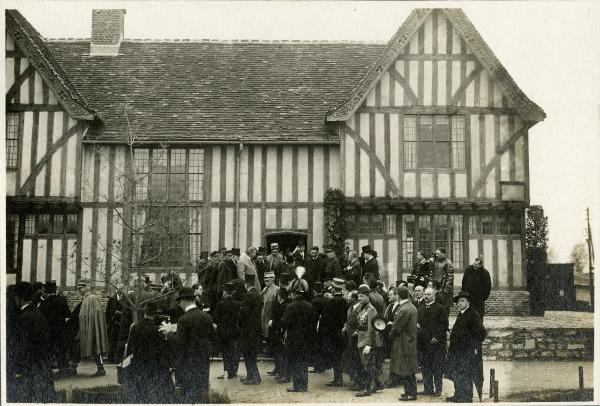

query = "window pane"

[53,214,64,234]
[418,141,434,167]
[170,173,186,200]
[25,215,35,235]
[189,150,204,173]
[188,174,204,201]
[7,214,19,270]
[497,216,508,235]
[433,215,448,240]
[417,216,432,255]
[402,215,416,270]
[482,215,494,234]
[469,216,480,235]
[66,214,78,234]
[434,115,450,141]
[151,150,168,201]
[452,116,466,169]
[385,214,396,235]
[38,214,50,234]
[371,214,383,234]
[346,214,357,236]
[509,216,521,235]
[404,116,417,169]
[6,113,19,167]
[419,116,433,141]
[435,142,450,168]
[450,215,463,240]
[358,215,370,234]
[189,207,202,264]
[134,149,149,200]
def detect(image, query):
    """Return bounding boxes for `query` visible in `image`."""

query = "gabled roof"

[6,10,100,121]
[47,40,384,143]
[327,8,546,124]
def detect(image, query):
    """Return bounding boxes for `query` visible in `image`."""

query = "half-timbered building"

[5,8,544,311]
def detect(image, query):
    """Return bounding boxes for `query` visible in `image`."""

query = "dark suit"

[38,293,71,370]
[12,304,56,403]
[323,257,342,281]
[417,301,448,394]
[271,297,291,377]
[344,259,363,287]
[320,293,348,383]
[411,259,434,287]
[217,259,238,291]
[446,307,486,402]
[282,297,318,391]
[126,318,176,403]
[305,254,326,285]
[342,303,362,385]
[311,294,329,371]
[213,297,242,377]
[461,266,492,320]
[294,251,306,267]
[362,257,380,281]
[204,259,221,312]
[239,287,263,381]
[169,307,214,403]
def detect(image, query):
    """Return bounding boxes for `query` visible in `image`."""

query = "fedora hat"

[175,287,196,301]
[453,291,471,303]
[331,278,345,290]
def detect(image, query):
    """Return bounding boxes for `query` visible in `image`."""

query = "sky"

[4,0,600,264]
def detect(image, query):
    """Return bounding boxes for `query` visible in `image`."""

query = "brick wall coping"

[449,311,593,330]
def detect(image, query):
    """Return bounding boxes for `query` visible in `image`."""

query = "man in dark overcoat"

[305,246,326,287]
[282,276,318,392]
[323,248,342,281]
[204,251,221,313]
[417,287,448,396]
[446,292,487,403]
[410,251,434,288]
[238,274,263,384]
[362,250,380,281]
[342,290,362,389]
[461,256,492,320]
[382,287,402,387]
[217,250,238,293]
[309,282,328,373]
[431,247,454,315]
[11,281,56,403]
[160,287,214,403]
[344,250,363,287]
[213,282,242,379]
[270,282,292,380]
[38,280,71,375]
[320,278,349,387]
[389,286,419,401]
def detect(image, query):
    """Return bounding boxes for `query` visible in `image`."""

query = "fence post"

[493,380,499,403]
[579,366,584,391]
[489,368,495,398]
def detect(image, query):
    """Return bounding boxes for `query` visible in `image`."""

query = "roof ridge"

[46,37,387,44]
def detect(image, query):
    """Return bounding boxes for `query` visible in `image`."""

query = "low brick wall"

[449,289,530,317]
[482,328,593,361]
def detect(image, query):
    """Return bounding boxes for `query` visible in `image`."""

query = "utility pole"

[585,208,595,308]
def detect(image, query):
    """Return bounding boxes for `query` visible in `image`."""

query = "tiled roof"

[46,40,385,143]
[6,10,100,121]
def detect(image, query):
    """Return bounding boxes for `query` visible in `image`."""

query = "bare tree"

[570,242,589,274]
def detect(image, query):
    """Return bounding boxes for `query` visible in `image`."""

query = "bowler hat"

[231,248,241,256]
[143,300,160,315]
[279,272,292,285]
[175,287,196,301]
[453,291,471,303]
[361,245,371,253]
[332,278,345,290]
[357,284,370,295]
[44,280,57,293]
[264,271,275,280]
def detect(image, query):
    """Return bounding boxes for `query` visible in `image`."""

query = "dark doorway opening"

[264,230,308,255]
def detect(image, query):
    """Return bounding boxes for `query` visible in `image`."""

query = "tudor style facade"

[5,9,544,303]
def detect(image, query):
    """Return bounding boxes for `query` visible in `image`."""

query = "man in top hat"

[38,280,72,376]
[320,277,349,387]
[10,281,56,403]
[362,249,380,281]
[238,247,261,291]
[446,292,486,403]
[217,250,238,293]
[344,250,363,287]
[282,276,318,392]
[461,256,492,321]
[305,246,326,288]
[417,287,448,397]
[360,245,371,268]
[262,271,279,357]
[160,287,214,403]
[355,284,380,397]
[73,278,108,377]
[266,242,285,281]
[213,282,242,380]
[239,274,263,384]
[389,286,419,401]
[324,247,342,282]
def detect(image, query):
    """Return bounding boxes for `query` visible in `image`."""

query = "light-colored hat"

[264,271,275,280]
[332,278,346,290]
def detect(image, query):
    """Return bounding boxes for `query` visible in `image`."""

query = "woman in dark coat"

[125,301,176,404]
[446,292,487,403]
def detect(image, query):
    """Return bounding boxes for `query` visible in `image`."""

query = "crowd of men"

[5,241,493,403]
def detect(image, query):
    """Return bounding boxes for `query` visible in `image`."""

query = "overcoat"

[38,293,70,346]
[12,304,56,403]
[238,253,261,291]
[261,283,280,337]
[446,306,486,386]
[217,259,238,290]
[79,292,109,358]
[411,259,434,287]
[213,296,242,343]
[238,287,263,352]
[282,297,318,355]
[323,257,342,281]
[362,257,380,280]
[305,254,326,284]
[270,296,290,344]
[461,266,492,316]
[344,259,363,287]
[320,293,348,364]
[430,259,454,307]
[417,301,448,362]
[389,300,418,376]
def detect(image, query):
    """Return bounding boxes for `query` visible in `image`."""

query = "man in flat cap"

[446,291,486,403]
[38,280,71,376]
[320,277,349,387]
[213,282,242,380]
[266,242,285,281]
[161,287,214,403]
[73,278,108,377]
[239,274,263,384]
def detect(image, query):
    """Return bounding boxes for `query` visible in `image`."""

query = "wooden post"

[493,380,499,403]
[579,365,584,391]
[65,385,73,403]
[489,368,495,398]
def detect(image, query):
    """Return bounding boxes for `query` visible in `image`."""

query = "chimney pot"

[90,9,125,56]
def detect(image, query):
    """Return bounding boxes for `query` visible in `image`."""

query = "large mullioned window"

[6,113,19,168]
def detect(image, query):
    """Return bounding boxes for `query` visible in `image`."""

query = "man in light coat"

[390,286,419,401]
[238,247,261,291]
[355,284,380,397]
[261,271,279,339]
[75,279,108,377]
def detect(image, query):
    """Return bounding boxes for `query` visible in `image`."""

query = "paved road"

[54,359,593,403]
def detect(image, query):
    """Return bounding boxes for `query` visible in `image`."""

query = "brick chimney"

[90,9,125,56]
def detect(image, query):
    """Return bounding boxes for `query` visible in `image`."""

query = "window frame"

[6,112,19,168]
